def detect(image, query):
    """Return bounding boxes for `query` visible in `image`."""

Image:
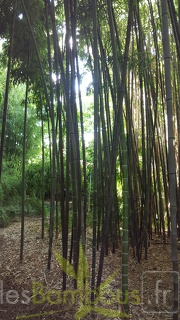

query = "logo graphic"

[142,271,179,314]
[16,243,139,319]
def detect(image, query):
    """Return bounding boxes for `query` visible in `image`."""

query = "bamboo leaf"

[74,305,92,319]
[53,250,77,280]
[77,243,90,289]
[93,307,130,318]
[97,270,118,293]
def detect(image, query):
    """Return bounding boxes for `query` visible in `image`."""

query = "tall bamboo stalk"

[161,0,179,317]
[96,3,134,314]
[41,106,45,240]
[91,0,99,304]
[20,77,29,262]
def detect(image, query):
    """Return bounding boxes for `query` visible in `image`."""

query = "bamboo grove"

[0,0,180,317]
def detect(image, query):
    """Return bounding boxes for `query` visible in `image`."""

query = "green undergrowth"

[0,196,49,228]
[0,159,51,228]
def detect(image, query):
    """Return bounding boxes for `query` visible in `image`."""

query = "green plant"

[26,161,50,198]
[6,204,20,220]
[1,165,21,201]
[0,183,3,202]
[25,196,49,216]
[0,207,9,227]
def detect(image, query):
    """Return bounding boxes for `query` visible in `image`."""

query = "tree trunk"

[161,0,179,317]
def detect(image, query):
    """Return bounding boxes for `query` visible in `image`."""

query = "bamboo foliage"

[0,0,17,179]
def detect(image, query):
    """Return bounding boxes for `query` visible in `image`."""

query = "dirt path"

[0,218,179,320]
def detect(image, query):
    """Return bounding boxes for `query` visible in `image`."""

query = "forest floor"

[0,217,180,320]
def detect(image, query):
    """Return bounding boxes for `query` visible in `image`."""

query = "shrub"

[25,196,49,217]
[1,170,21,202]
[0,184,3,202]
[0,208,9,227]
[26,161,50,198]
